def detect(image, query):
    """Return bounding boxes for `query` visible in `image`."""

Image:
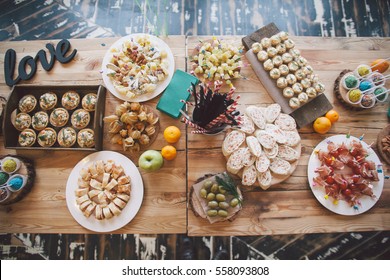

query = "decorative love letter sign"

[4,39,78,87]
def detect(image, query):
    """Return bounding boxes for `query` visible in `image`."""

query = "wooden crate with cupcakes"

[3,85,106,151]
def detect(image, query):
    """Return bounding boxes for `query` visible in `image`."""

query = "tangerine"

[161,145,177,160]
[313,117,332,134]
[325,109,339,123]
[370,59,389,73]
[163,126,181,144]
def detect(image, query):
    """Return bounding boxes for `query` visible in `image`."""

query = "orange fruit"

[161,145,177,160]
[370,59,389,73]
[313,117,332,134]
[325,109,339,123]
[163,126,181,144]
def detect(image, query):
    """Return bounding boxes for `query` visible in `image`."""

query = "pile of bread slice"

[223,103,301,189]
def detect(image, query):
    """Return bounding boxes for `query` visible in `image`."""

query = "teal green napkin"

[157,69,199,118]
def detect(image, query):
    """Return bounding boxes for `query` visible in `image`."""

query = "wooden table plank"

[186,36,390,236]
[0,36,187,234]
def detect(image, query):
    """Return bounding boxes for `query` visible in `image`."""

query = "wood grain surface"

[0,36,187,234]
[186,35,390,236]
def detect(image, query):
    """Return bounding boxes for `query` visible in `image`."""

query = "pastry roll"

[251,42,263,53]
[294,69,306,80]
[79,199,92,211]
[289,48,301,58]
[288,61,299,72]
[289,97,300,109]
[303,65,313,75]
[102,173,110,187]
[118,175,130,185]
[292,83,303,94]
[88,189,101,198]
[270,34,281,46]
[76,194,90,205]
[95,160,105,174]
[75,188,88,197]
[90,179,103,190]
[108,202,122,216]
[104,189,116,201]
[102,207,113,219]
[105,178,118,191]
[286,74,297,85]
[263,59,274,71]
[80,168,91,181]
[117,193,130,202]
[83,203,96,217]
[281,52,293,64]
[97,191,108,207]
[284,39,295,49]
[78,178,90,188]
[95,205,104,220]
[104,160,115,173]
[112,165,124,179]
[314,82,325,93]
[300,78,311,89]
[266,47,278,58]
[113,197,127,209]
[117,184,131,195]
[260,37,271,48]
[306,87,317,98]
[276,43,286,54]
[283,87,294,98]
[278,31,289,41]
[88,163,99,178]
[255,154,270,173]
[295,56,307,67]
[279,64,289,76]
[298,92,309,104]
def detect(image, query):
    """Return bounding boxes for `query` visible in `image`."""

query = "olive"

[199,188,207,199]
[218,210,228,217]
[216,193,226,202]
[230,198,239,207]
[206,193,216,201]
[218,201,229,209]
[208,200,218,209]
[210,183,219,194]
[203,180,213,190]
[207,209,218,217]
[218,185,226,194]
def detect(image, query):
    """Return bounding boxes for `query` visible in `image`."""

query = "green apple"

[138,150,164,171]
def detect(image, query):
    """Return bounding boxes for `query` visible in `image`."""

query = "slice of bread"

[255,154,270,173]
[258,169,272,190]
[246,135,262,157]
[265,124,287,144]
[284,130,301,147]
[255,130,276,149]
[237,114,255,134]
[242,164,257,186]
[269,158,291,175]
[277,145,299,162]
[222,130,246,156]
[226,148,245,174]
[263,144,279,159]
[275,113,297,131]
[265,103,281,123]
[241,147,256,166]
[245,106,266,129]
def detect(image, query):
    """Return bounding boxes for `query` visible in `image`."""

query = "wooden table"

[187,36,390,236]
[0,36,187,234]
[0,35,389,236]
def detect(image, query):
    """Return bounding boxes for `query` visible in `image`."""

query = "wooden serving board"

[377,125,390,165]
[243,23,333,128]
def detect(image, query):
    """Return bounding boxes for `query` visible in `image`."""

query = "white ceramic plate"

[66,151,143,232]
[101,34,175,102]
[308,135,384,216]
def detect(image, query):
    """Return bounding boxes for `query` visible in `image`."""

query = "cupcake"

[286,74,297,85]
[58,127,77,147]
[272,56,283,67]
[39,92,57,110]
[292,83,303,94]
[50,108,69,127]
[263,59,274,71]
[342,74,359,90]
[276,77,288,89]
[81,93,98,112]
[270,68,281,79]
[306,87,317,99]
[266,47,278,58]
[289,97,300,109]
[276,43,286,54]
[71,109,90,129]
[14,113,31,131]
[257,51,268,62]
[260,38,271,49]
[18,129,37,147]
[77,128,95,148]
[18,95,37,113]
[283,87,294,98]
[279,64,289,76]
[288,61,299,72]
[251,42,263,53]
[32,111,49,130]
[62,90,80,110]
[37,127,57,147]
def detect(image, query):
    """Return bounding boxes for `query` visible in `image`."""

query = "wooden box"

[3,85,106,151]
[242,23,333,128]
